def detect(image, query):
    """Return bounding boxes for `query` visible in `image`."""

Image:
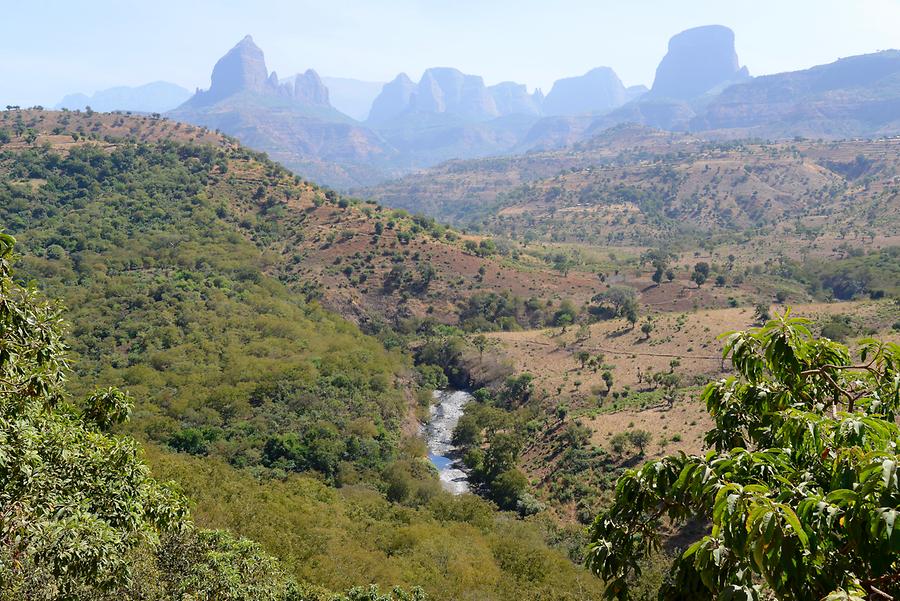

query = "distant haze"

[2,0,898,107]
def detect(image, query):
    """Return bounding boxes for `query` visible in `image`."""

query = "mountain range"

[62,26,898,188]
[55,81,191,113]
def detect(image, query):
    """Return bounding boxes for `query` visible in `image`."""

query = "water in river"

[423,390,472,495]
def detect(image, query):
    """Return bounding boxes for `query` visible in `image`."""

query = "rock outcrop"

[368,68,542,123]
[291,69,330,106]
[367,73,417,125]
[197,35,272,105]
[410,68,499,120]
[489,82,543,116]
[648,25,749,100]
[170,36,400,188]
[542,67,628,116]
[182,36,333,110]
[625,85,649,102]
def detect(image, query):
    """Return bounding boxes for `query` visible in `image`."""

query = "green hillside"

[2,141,409,480]
[0,117,606,599]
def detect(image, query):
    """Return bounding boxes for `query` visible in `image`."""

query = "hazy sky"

[3,0,899,106]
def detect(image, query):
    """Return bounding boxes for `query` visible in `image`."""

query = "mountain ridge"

[160,31,900,189]
[55,80,191,113]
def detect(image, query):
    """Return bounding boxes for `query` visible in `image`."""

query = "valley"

[3,9,900,598]
[3,109,898,597]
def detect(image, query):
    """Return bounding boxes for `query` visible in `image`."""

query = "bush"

[491,468,529,510]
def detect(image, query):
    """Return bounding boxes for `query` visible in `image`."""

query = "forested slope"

[0,109,606,599]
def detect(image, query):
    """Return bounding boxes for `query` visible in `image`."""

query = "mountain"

[409,67,500,120]
[187,34,272,105]
[179,36,330,109]
[159,32,900,189]
[170,36,396,187]
[169,40,549,186]
[590,48,900,139]
[517,26,750,148]
[364,69,543,169]
[625,84,649,102]
[366,73,417,125]
[370,70,544,124]
[55,81,191,113]
[488,81,543,116]
[646,24,750,100]
[524,32,900,147]
[542,67,629,116]
[573,25,750,136]
[360,123,900,247]
[290,69,331,105]
[693,49,900,137]
[321,76,385,120]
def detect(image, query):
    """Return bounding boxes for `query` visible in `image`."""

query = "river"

[423,390,472,495]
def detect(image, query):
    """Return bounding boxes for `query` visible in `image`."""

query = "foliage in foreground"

[588,310,900,600]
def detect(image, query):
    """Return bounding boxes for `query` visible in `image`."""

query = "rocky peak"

[542,67,627,116]
[648,25,750,100]
[489,82,542,116]
[367,73,417,125]
[292,69,330,106]
[410,68,499,120]
[183,35,276,107]
[413,69,447,113]
[207,35,270,100]
[182,36,337,110]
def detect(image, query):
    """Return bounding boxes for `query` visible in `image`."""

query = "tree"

[624,305,638,330]
[609,432,630,454]
[414,261,436,294]
[754,302,771,324]
[552,299,578,329]
[593,285,638,318]
[602,371,614,393]
[651,265,664,286]
[472,334,489,363]
[491,468,529,510]
[626,429,651,455]
[640,322,653,339]
[481,432,524,482]
[452,413,482,447]
[478,238,497,257]
[576,350,591,369]
[587,310,900,600]
[691,262,709,288]
[501,373,534,407]
[551,252,574,276]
